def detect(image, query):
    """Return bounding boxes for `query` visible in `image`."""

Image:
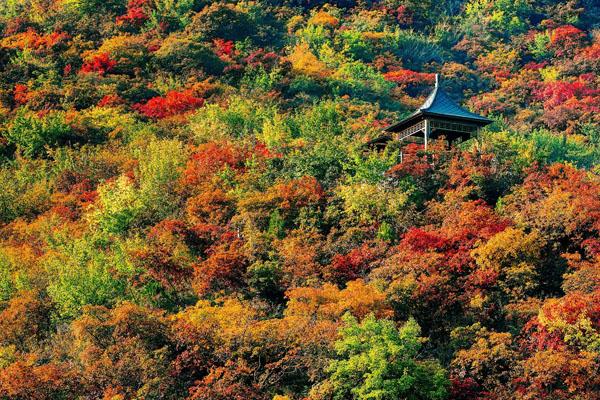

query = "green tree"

[316,313,449,400]
[4,109,73,158]
[64,0,125,16]
[45,236,132,319]
[154,35,225,75]
[91,175,143,235]
[148,0,196,31]
[185,3,253,41]
[135,138,187,223]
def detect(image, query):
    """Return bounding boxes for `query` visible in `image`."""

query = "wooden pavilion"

[382,74,491,150]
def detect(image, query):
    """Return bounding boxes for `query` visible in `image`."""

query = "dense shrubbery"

[0,0,598,399]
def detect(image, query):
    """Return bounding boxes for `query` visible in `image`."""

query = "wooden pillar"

[424,119,430,151]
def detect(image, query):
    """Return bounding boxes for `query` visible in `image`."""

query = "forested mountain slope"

[0,0,599,398]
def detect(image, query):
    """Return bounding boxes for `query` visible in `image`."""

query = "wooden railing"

[396,120,425,141]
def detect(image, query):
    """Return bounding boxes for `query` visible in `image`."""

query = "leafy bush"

[0,250,17,303]
[4,109,73,157]
[154,35,225,75]
[45,237,132,319]
[90,175,143,235]
[337,183,409,225]
[185,3,253,41]
[314,313,449,400]
[134,89,204,119]
[135,139,187,223]
[188,96,277,141]
[0,160,52,223]
[331,62,394,101]
[387,30,445,69]
[147,0,196,31]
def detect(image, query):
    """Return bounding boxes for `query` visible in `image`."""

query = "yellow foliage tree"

[287,43,330,78]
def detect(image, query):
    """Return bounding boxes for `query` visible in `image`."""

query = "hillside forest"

[0,0,599,398]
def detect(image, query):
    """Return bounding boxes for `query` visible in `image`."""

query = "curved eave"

[383,110,492,133]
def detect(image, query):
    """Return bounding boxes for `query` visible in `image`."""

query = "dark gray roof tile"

[417,85,490,122]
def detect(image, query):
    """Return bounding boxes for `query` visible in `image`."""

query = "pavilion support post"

[424,119,430,151]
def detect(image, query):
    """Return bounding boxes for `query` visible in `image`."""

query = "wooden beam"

[424,119,430,150]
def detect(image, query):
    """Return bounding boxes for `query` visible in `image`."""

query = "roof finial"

[435,73,439,88]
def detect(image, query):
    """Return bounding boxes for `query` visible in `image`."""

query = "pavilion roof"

[384,75,491,133]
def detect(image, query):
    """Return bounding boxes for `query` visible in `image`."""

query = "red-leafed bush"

[523,61,547,70]
[51,172,98,221]
[449,377,481,400]
[186,186,235,225]
[327,243,383,283]
[534,77,600,128]
[383,69,435,86]
[540,291,600,328]
[521,317,564,352]
[402,228,449,252]
[394,5,413,25]
[550,25,586,56]
[272,176,324,210]
[182,141,248,187]
[13,84,29,105]
[582,238,600,257]
[576,42,600,62]
[80,53,117,75]
[133,89,205,119]
[192,234,249,296]
[521,290,600,355]
[116,0,150,26]
[253,141,280,159]
[1,29,69,51]
[97,94,125,107]
[501,163,600,244]
[385,143,433,178]
[243,49,280,70]
[187,364,265,400]
[131,246,192,293]
[213,39,234,57]
[535,78,599,110]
